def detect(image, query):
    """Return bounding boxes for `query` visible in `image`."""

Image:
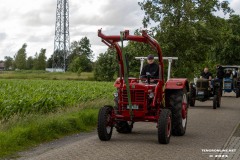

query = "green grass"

[0,70,94,81]
[0,99,113,158]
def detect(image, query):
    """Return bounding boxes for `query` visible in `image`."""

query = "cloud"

[0,0,145,60]
[1,0,237,61]
[0,33,7,42]
[70,25,135,45]
[23,12,55,27]
[22,1,56,27]
[70,0,144,27]
[69,0,145,60]
[230,0,240,15]
[27,35,52,43]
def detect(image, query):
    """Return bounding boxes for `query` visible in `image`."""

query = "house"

[0,62,4,70]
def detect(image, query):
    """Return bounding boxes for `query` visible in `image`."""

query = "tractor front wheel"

[97,106,114,141]
[158,109,172,144]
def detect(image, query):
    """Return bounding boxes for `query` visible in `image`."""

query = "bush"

[94,50,118,81]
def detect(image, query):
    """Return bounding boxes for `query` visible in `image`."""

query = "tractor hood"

[165,78,188,90]
[114,77,156,90]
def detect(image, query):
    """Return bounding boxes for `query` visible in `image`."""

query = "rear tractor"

[221,65,240,98]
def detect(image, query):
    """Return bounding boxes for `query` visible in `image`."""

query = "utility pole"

[53,0,70,72]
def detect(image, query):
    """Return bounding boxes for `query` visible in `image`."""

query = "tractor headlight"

[113,92,118,98]
[149,92,154,99]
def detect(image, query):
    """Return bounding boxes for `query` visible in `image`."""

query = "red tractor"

[97,30,189,144]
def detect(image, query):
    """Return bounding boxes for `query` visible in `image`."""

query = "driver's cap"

[147,54,154,60]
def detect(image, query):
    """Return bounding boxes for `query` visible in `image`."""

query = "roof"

[221,65,240,69]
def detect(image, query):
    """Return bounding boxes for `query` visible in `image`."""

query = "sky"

[0,0,239,61]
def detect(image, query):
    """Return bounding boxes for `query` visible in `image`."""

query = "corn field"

[0,79,115,121]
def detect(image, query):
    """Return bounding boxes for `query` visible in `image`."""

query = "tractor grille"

[120,90,145,110]
[224,82,231,89]
[197,80,209,89]
[122,90,145,102]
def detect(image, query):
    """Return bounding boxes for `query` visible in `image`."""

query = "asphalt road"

[17,92,240,160]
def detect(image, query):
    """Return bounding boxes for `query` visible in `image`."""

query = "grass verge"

[0,99,113,159]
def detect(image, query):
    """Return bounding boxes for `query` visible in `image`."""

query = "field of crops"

[0,79,115,121]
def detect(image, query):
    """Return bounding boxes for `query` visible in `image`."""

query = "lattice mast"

[53,0,70,71]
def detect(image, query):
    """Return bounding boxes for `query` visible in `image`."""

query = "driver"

[200,67,212,80]
[225,70,231,78]
[140,54,159,79]
[216,65,224,79]
[200,67,212,89]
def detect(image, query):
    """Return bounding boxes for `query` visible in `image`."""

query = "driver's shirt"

[217,68,224,79]
[141,62,159,79]
[201,72,212,79]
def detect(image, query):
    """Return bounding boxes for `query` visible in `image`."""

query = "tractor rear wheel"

[116,121,133,133]
[169,89,188,136]
[158,109,172,144]
[97,106,114,141]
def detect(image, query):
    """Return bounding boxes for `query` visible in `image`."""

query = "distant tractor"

[97,30,190,144]
[221,65,240,98]
[189,78,222,109]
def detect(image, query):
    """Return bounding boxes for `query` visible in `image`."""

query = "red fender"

[165,78,188,90]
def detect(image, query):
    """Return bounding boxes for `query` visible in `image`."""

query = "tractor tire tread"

[158,109,171,144]
[169,89,187,136]
[97,106,113,141]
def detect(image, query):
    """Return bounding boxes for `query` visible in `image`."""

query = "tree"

[26,56,34,70]
[138,0,233,78]
[15,43,27,69]
[33,52,39,70]
[32,49,47,70]
[68,37,93,72]
[4,56,13,70]
[70,37,93,60]
[51,50,65,69]
[78,55,92,72]
[46,55,53,68]
[217,14,240,65]
[68,55,92,72]
[38,49,47,70]
[94,49,118,81]
[124,30,155,74]
[68,56,81,72]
